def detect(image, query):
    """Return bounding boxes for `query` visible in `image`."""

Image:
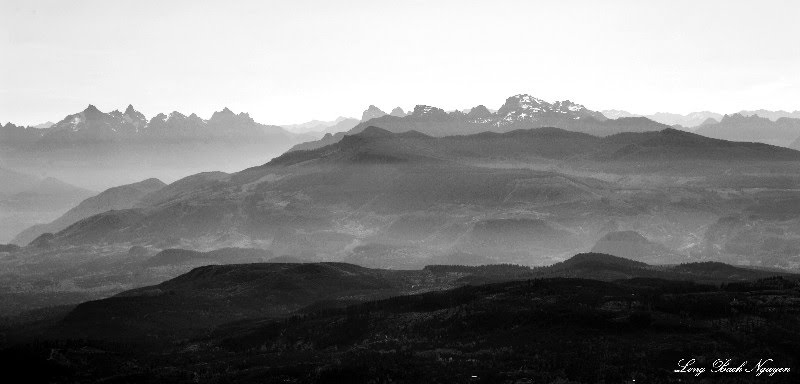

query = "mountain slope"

[30,126,800,266]
[0,176,94,243]
[12,178,166,245]
[595,127,800,162]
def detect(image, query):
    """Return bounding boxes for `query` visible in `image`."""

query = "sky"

[2,0,799,126]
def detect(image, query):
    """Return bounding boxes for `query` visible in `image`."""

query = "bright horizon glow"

[2,0,800,126]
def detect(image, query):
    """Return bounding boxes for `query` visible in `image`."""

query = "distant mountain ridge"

[602,110,723,128]
[603,109,800,128]
[290,94,670,152]
[29,125,800,254]
[739,109,800,121]
[276,125,800,168]
[695,113,800,147]
[280,116,359,134]
[0,104,310,151]
[0,104,313,190]
[279,106,409,137]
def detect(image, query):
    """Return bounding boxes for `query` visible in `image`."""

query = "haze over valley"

[4,92,800,315]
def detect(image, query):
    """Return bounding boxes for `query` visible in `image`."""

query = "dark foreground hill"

[53,262,463,340]
[45,253,798,342]
[2,255,799,383]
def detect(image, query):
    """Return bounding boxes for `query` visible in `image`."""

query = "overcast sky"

[2,0,799,126]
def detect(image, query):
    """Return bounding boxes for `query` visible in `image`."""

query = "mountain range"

[6,97,800,191]
[601,110,724,128]
[280,116,359,135]
[4,99,800,384]
[0,105,312,190]
[695,113,800,147]
[13,125,800,273]
[5,104,296,146]
[291,94,670,152]
[4,93,800,320]
[739,109,800,121]
[602,109,800,128]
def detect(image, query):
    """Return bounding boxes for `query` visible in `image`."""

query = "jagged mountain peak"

[209,107,253,123]
[507,94,547,105]
[122,104,145,120]
[411,105,447,117]
[168,111,186,120]
[553,99,583,111]
[83,104,102,115]
[495,94,606,124]
[721,113,762,121]
[362,105,387,121]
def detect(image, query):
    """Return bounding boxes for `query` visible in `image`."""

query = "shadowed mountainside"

[0,172,95,243]
[6,124,800,321]
[21,126,800,270]
[11,178,166,245]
